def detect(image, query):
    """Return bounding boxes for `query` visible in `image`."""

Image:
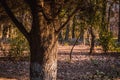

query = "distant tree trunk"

[107,3,112,31]
[58,31,63,44]
[79,23,85,44]
[89,26,95,54]
[58,19,63,44]
[118,0,120,42]
[2,24,8,39]
[8,25,11,38]
[79,29,84,44]
[0,24,3,38]
[64,23,70,41]
[87,29,90,46]
[72,16,76,39]
[70,34,80,61]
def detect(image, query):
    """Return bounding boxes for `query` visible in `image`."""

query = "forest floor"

[0,45,120,80]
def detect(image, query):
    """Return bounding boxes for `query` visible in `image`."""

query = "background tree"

[118,0,120,42]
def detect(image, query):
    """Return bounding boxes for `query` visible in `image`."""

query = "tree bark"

[89,27,95,54]
[64,23,70,41]
[72,16,76,39]
[79,28,84,44]
[1,0,81,80]
[29,16,58,80]
[29,36,58,80]
[58,31,63,44]
[27,1,58,80]
[118,0,120,42]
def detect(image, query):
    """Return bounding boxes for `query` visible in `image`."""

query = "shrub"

[99,31,113,53]
[9,32,29,60]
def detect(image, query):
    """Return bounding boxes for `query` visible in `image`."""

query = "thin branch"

[0,0,30,40]
[56,6,80,34]
[69,34,80,61]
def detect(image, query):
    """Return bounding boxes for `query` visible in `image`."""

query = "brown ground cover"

[0,45,120,80]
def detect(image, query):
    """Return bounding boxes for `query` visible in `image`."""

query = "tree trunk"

[64,23,70,41]
[29,36,58,80]
[118,0,120,42]
[118,22,120,42]
[79,29,84,44]
[89,27,95,54]
[29,24,58,80]
[72,16,76,39]
[72,24,75,39]
[58,31,63,44]
[28,1,58,80]
[2,24,9,39]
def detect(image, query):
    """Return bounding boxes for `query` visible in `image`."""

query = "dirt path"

[0,45,120,80]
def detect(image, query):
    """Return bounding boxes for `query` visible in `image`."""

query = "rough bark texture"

[1,0,80,80]
[29,39,58,80]
[28,1,58,80]
[29,19,58,80]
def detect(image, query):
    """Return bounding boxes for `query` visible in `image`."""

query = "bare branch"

[56,6,80,34]
[0,0,30,40]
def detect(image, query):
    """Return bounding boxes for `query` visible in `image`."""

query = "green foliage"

[90,58,104,66]
[109,40,120,52]
[91,58,99,66]
[63,42,69,46]
[9,29,29,60]
[99,31,113,53]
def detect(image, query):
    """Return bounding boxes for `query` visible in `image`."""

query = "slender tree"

[72,16,76,39]
[64,23,70,41]
[89,26,95,54]
[118,0,120,42]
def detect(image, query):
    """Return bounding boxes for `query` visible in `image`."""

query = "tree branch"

[56,6,80,34]
[0,0,30,40]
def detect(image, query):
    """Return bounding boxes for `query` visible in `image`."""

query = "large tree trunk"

[0,0,80,80]
[29,23,58,80]
[28,1,58,80]
[29,35,58,80]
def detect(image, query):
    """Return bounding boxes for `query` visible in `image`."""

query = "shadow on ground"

[58,51,120,80]
[0,60,29,80]
[0,47,120,80]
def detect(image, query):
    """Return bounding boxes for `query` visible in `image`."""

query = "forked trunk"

[28,1,58,79]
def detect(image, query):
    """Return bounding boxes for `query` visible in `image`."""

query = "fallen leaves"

[0,45,120,80]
